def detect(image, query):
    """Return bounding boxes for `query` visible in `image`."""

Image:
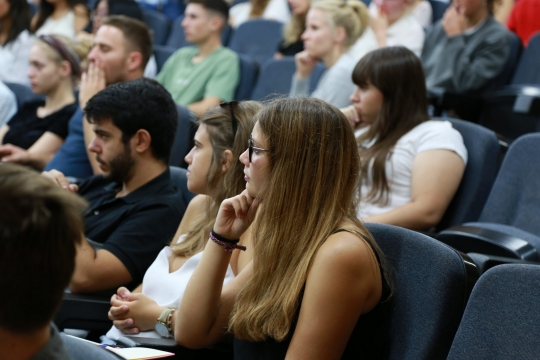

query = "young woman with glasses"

[105,101,262,342]
[175,97,393,359]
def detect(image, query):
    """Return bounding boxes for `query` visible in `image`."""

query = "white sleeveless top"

[36,10,76,39]
[106,234,235,340]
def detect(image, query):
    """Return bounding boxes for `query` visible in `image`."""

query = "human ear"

[133,129,152,154]
[60,60,72,77]
[221,149,234,173]
[126,52,143,72]
[334,26,347,44]
[209,15,223,32]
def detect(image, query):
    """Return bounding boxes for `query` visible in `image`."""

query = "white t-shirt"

[411,1,433,28]
[106,234,235,340]
[36,10,76,39]
[230,0,291,28]
[356,120,467,219]
[349,7,425,61]
[0,30,35,86]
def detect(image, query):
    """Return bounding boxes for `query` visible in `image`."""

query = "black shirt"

[3,100,77,149]
[277,40,304,57]
[78,168,186,287]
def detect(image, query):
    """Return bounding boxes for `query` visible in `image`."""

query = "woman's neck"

[465,7,488,29]
[44,79,75,114]
[321,45,345,69]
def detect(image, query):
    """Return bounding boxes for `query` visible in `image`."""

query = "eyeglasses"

[248,134,268,162]
[220,101,238,138]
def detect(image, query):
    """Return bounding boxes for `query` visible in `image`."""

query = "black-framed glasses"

[220,101,238,138]
[248,134,268,162]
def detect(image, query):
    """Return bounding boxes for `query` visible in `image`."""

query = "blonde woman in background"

[274,0,310,57]
[229,0,291,28]
[289,0,369,108]
[0,35,91,169]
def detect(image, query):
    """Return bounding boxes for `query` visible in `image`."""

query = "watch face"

[155,322,170,337]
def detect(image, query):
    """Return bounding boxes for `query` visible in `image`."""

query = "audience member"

[507,0,540,46]
[175,97,392,358]
[83,0,158,77]
[43,78,186,293]
[421,0,510,93]
[0,0,35,85]
[0,163,87,360]
[289,0,369,108]
[32,0,89,39]
[135,0,185,20]
[230,0,291,28]
[342,47,466,230]
[409,0,433,28]
[274,0,310,57]
[157,0,240,117]
[0,81,16,127]
[45,15,151,178]
[349,0,425,61]
[106,101,261,340]
[0,35,91,170]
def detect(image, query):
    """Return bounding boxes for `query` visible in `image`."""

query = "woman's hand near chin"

[213,190,260,241]
[294,51,318,79]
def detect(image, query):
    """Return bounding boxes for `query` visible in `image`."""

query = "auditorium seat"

[153,45,176,72]
[169,106,197,169]
[428,0,449,24]
[4,82,43,108]
[365,223,478,360]
[235,53,259,101]
[437,133,540,262]
[143,9,170,46]
[228,19,284,66]
[447,264,540,360]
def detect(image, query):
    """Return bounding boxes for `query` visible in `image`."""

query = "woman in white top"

[230,0,291,28]
[289,0,369,108]
[0,0,35,85]
[343,46,467,230]
[32,0,89,39]
[106,101,262,339]
[349,0,425,60]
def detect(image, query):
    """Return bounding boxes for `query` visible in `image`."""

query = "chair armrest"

[54,292,112,333]
[428,87,484,121]
[436,225,540,261]
[484,85,540,116]
[467,252,540,275]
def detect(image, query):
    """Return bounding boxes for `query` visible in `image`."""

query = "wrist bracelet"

[211,229,240,243]
[209,230,246,252]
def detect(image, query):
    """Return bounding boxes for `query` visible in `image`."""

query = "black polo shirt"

[78,168,186,286]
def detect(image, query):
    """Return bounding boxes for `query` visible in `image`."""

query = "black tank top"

[233,229,392,360]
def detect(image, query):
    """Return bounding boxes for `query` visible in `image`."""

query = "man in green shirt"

[157,0,240,117]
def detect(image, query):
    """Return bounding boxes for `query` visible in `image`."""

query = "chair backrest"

[61,333,121,360]
[169,166,197,205]
[235,53,259,100]
[143,9,170,46]
[4,82,43,108]
[428,0,449,24]
[169,105,196,169]
[447,264,540,360]
[512,31,540,85]
[153,45,176,72]
[228,19,283,65]
[435,119,501,231]
[365,223,477,360]
[478,133,540,235]
[488,31,523,89]
[166,17,234,49]
[250,57,326,101]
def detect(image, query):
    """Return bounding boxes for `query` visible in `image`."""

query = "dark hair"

[352,46,429,204]
[84,78,178,164]
[0,164,86,333]
[1,0,32,46]
[102,15,152,69]
[33,0,87,34]
[187,0,229,24]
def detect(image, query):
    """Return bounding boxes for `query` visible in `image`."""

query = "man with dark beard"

[42,78,186,294]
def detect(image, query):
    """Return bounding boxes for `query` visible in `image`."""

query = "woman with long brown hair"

[175,97,393,359]
[344,46,467,230]
[105,101,261,340]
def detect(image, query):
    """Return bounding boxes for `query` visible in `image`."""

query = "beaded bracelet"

[209,229,246,253]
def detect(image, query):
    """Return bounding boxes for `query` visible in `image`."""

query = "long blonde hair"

[229,97,388,341]
[172,101,262,257]
[312,0,369,48]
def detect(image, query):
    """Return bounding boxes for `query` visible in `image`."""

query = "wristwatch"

[155,308,175,338]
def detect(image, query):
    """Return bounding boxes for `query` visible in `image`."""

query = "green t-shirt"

[157,46,240,106]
